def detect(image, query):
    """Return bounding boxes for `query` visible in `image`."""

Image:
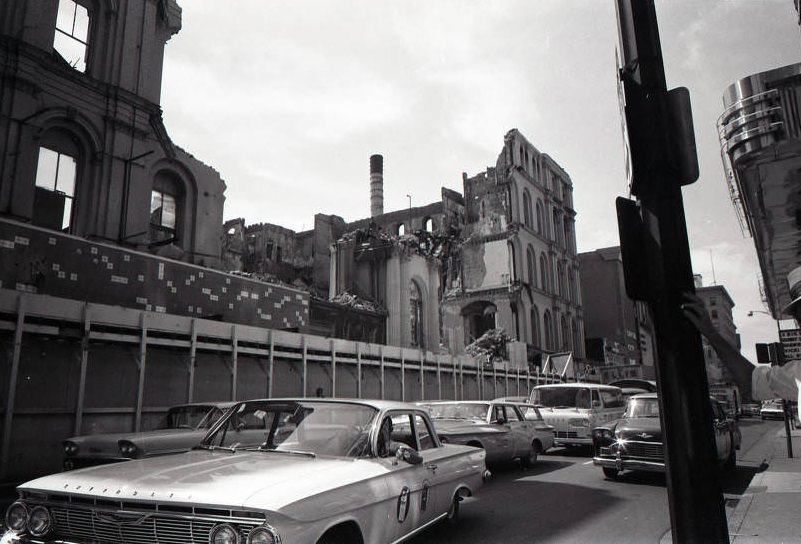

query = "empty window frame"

[55,0,90,72]
[150,189,177,242]
[34,146,77,231]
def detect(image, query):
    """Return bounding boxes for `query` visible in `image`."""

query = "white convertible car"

[2,398,487,544]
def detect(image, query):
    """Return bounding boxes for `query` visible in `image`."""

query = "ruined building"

[441,130,585,366]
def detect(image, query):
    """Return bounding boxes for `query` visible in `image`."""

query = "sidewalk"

[727,426,801,543]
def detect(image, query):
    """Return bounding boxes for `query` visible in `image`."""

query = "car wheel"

[521,442,539,468]
[445,494,461,524]
[724,439,736,472]
[602,467,619,479]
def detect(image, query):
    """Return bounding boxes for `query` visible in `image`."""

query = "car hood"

[613,417,663,441]
[20,450,390,515]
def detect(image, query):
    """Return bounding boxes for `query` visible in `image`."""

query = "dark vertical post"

[615,1,729,543]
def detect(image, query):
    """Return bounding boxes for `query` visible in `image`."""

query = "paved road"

[410,418,779,544]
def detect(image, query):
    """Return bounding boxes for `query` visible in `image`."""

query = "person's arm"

[681,293,754,395]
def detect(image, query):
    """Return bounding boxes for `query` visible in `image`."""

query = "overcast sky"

[160,0,801,364]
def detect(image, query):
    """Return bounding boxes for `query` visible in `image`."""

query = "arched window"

[522,190,532,228]
[536,199,544,235]
[397,223,406,236]
[410,281,424,348]
[557,263,566,299]
[572,319,581,356]
[543,310,553,351]
[568,267,577,303]
[527,246,536,287]
[552,209,561,245]
[508,243,517,282]
[530,305,541,347]
[539,254,549,293]
[150,171,185,245]
[564,218,573,254]
[34,146,77,232]
[423,217,434,232]
[561,315,570,351]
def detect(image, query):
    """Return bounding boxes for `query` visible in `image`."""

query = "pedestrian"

[681,266,801,417]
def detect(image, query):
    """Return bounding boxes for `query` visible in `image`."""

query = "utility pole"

[614,2,729,543]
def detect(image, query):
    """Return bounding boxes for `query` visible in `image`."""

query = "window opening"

[34,147,76,231]
[55,0,89,72]
[150,189,177,243]
[410,281,423,348]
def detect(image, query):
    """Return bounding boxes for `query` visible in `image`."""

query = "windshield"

[158,405,222,430]
[531,387,592,409]
[419,402,490,421]
[202,400,377,458]
[624,397,660,418]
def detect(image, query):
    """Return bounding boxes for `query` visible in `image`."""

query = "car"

[418,399,552,467]
[741,403,761,417]
[530,383,626,448]
[760,399,785,420]
[61,402,235,470]
[2,398,487,544]
[591,393,741,479]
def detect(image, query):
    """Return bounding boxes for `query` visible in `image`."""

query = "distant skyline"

[160,0,801,363]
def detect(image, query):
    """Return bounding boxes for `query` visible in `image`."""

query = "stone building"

[578,246,656,381]
[695,280,740,384]
[1,0,225,268]
[441,129,585,367]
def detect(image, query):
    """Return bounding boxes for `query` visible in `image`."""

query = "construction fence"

[0,289,563,482]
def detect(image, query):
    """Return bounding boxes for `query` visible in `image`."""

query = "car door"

[488,403,516,461]
[379,411,443,543]
[503,404,533,459]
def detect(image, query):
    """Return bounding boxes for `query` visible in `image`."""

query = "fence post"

[267,329,275,398]
[74,304,90,435]
[134,312,148,432]
[356,343,362,399]
[330,339,337,398]
[231,325,238,401]
[187,318,197,402]
[1,295,26,480]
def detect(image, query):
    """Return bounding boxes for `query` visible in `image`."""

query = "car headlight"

[119,441,139,457]
[247,525,281,544]
[5,501,28,532]
[210,523,241,544]
[63,441,79,456]
[27,506,52,537]
[593,428,614,441]
[568,418,590,428]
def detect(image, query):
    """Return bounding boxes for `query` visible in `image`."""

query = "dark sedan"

[592,393,740,479]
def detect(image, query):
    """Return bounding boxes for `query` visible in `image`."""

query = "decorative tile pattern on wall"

[0,220,308,329]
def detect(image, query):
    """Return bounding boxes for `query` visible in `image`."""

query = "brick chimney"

[370,154,383,217]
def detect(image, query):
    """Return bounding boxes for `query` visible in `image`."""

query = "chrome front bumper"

[593,455,665,473]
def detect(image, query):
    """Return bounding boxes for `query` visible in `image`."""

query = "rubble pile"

[329,291,386,314]
[465,328,512,362]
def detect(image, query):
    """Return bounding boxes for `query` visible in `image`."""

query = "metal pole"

[615,1,728,542]
[776,321,794,457]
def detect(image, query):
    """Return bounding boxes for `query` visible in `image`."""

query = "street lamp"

[747,310,794,458]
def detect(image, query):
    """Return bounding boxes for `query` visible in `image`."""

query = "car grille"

[31,498,264,544]
[555,431,579,439]
[615,440,663,460]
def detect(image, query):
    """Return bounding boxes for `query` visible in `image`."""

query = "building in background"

[719,62,801,319]
[578,246,656,382]
[694,277,741,384]
[441,129,585,370]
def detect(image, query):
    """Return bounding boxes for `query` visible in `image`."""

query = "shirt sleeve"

[751,362,801,403]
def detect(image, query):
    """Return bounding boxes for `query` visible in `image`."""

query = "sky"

[159,0,801,364]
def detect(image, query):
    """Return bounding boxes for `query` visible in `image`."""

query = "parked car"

[62,402,234,470]
[741,403,761,417]
[591,393,741,479]
[530,383,626,448]
[418,399,552,467]
[3,398,487,544]
[760,399,785,420]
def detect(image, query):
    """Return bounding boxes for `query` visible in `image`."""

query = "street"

[410,419,776,544]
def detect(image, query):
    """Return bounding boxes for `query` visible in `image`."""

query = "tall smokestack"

[370,154,384,217]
